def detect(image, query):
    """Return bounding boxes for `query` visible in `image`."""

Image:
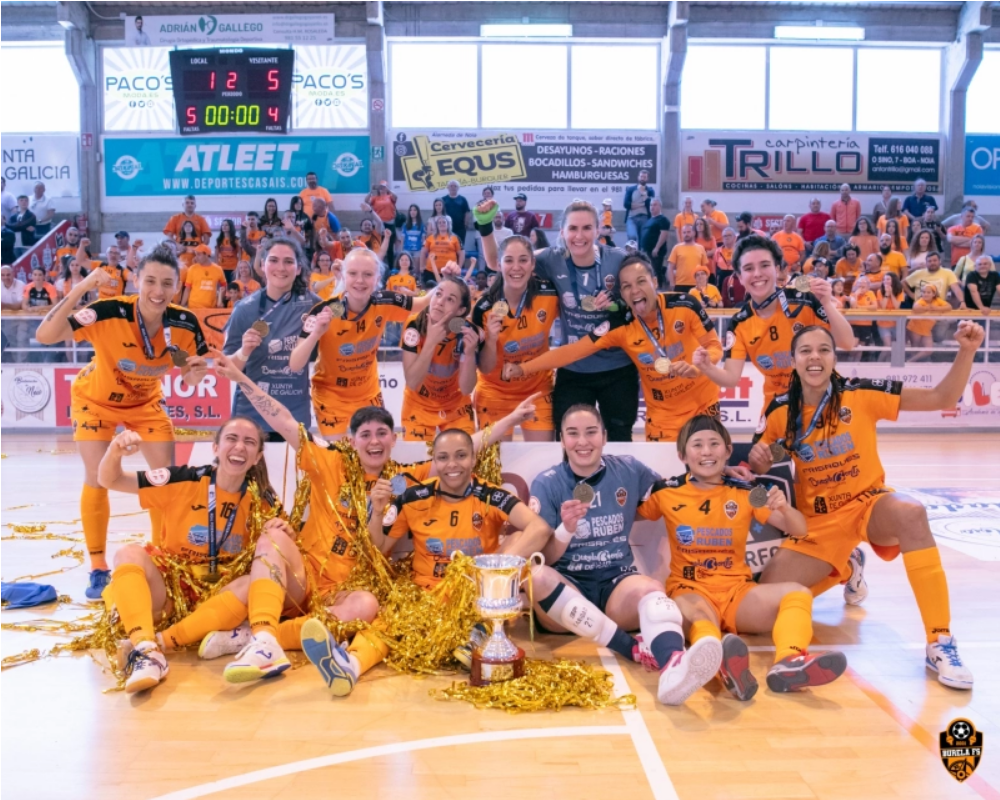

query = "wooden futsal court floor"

[1,432,998,800]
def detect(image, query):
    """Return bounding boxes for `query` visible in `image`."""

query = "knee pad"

[638,592,682,625]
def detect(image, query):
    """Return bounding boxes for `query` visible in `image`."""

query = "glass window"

[967,50,1000,134]
[681,46,765,130]
[857,49,939,132]
[769,47,853,131]
[482,44,566,128]
[1,42,80,133]
[572,45,658,130]
[390,43,478,128]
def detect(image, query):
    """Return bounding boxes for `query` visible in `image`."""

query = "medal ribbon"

[793,384,833,449]
[566,254,604,310]
[207,470,249,576]
[634,301,669,360]
[257,290,292,329]
[135,308,173,360]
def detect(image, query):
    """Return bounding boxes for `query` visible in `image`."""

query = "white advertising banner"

[124,14,334,47]
[1,134,81,209]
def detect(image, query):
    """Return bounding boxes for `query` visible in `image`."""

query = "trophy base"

[470,649,525,687]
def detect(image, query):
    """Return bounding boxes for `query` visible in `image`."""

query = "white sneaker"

[844,547,868,606]
[657,636,723,706]
[124,641,169,694]
[926,635,974,690]
[199,624,252,660]
[116,632,165,671]
[223,632,291,684]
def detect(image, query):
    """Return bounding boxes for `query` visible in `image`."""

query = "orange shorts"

[474,386,554,432]
[313,389,385,437]
[645,402,720,443]
[784,487,900,580]
[401,399,475,442]
[666,577,757,633]
[71,387,174,443]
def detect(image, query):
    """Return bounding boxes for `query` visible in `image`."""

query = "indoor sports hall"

[1,3,998,799]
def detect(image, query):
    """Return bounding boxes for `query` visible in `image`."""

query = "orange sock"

[277,616,309,651]
[111,563,155,646]
[347,628,389,675]
[248,579,285,638]
[689,619,722,645]
[81,485,110,565]
[148,507,164,548]
[773,591,813,662]
[903,547,951,643]
[160,591,247,650]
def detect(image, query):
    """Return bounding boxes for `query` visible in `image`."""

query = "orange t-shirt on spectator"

[164,213,211,242]
[216,239,240,273]
[835,258,861,278]
[371,195,397,224]
[300,186,333,210]
[849,234,879,261]
[668,243,708,286]
[946,223,983,265]
[673,211,697,232]
[907,297,950,337]
[876,290,904,329]
[424,234,462,268]
[876,214,909,245]
[705,210,729,243]
[771,231,806,267]
[387,273,417,294]
[177,238,201,267]
[184,263,227,308]
[695,235,716,258]
[881,251,908,277]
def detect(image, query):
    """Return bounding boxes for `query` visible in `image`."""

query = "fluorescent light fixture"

[775,25,865,41]
[480,24,573,38]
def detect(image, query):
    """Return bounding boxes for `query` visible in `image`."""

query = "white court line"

[747,642,998,652]
[147,725,629,800]
[598,649,680,800]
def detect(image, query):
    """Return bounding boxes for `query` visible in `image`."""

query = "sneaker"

[631,635,660,672]
[452,622,490,672]
[222,634,291,684]
[657,636,723,706]
[718,633,758,701]
[199,624,252,660]
[85,569,112,601]
[116,633,166,671]
[766,651,847,693]
[844,547,868,606]
[301,618,358,697]
[925,635,973,690]
[124,641,169,694]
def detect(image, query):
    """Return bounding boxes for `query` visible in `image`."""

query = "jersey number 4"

[699,500,711,515]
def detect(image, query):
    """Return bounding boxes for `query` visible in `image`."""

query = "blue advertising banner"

[104,135,369,196]
[965,135,1000,196]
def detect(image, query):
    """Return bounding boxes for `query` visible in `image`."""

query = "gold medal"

[572,483,595,504]
[654,357,671,374]
[447,317,466,334]
[749,485,769,508]
[251,320,270,337]
[328,301,345,319]
[580,295,597,312]
[769,442,787,461]
[793,275,812,293]
[171,349,190,367]
[492,300,510,317]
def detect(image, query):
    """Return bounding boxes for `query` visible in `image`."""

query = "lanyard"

[342,294,372,323]
[751,287,804,320]
[207,471,248,575]
[135,308,172,360]
[635,302,668,360]
[566,254,604,308]
[257,290,292,324]
[436,481,474,500]
[794,384,833,449]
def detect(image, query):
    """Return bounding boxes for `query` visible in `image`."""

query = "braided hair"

[781,326,845,451]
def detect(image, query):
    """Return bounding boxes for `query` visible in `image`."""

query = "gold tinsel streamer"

[431,658,637,713]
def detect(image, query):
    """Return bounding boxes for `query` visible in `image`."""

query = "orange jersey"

[835,258,861,278]
[756,378,901,517]
[300,185,333,209]
[177,239,200,268]
[401,315,479,414]
[689,284,722,307]
[876,214,909,243]
[386,273,417,294]
[309,272,338,301]
[88,262,133,299]
[638,474,771,588]
[235,278,261,296]
[298,436,431,592]
[381,476,520,589]
[875,291,904,328]
[471,282,560,397]
[705,209,729,241]
[68,296,208,409]
[303,291,414,400]
[184,263,227,308]
[725,288,831,407]
[137,465,268,561]
[164,213,210,241]
[673,211,697,231]
[907,297,950,336]
[216,239,240,271]
[849,234,879,261]
[881,250,908,277]
[771,231,806,266]
[424,234,462,266]
[947,223,983,265]
[668,243,709,286]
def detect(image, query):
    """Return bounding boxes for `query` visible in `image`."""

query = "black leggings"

[552,362,640,442]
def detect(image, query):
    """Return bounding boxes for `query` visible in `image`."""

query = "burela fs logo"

[939,718,983,783]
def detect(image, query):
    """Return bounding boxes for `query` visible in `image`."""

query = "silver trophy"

[469,554,527,686]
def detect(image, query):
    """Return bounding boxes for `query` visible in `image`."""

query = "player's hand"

[511,392,540,422]
[263,517,295,538]
[484,311,504,342]
[111,429,142,456]
[133,239,144,248]
[210,350,244,381]
[183,355,209,386]
[808,276,831,303]
[691,347,711,369]
[461,326,478,355]
[308,307,334,337]
[240,328,263,356]
[425,318,448,347]
[764,485,787,512]
[748,442,773,475]
[502,362,524,382]
[440,260,461,279]
[671,361,701,379]
[955,320,985,351]
[559,499,590,534]
[591,290,612,311]
[369,478,393,513]
[80,237,91,249]
[724,464,755,483]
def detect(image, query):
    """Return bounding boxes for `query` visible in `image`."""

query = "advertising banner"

[1,135,81,208]
[390,129,658,209]
[965,134,1000,215]
[10,221,72,284]
[103,135,370,197]
[124,14,334,47]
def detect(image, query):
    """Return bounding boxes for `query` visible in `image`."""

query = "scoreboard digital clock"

[169,48,294,135]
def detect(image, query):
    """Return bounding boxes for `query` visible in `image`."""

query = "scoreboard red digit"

[169,48,294,134]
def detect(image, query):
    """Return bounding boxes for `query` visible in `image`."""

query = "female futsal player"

[400,275,479,441]
[638,415,847,702]
[97,418,277,693]
[506,255,723,441]
[750,322,985,689]
[35,244,210,599]
[289,247,434,437]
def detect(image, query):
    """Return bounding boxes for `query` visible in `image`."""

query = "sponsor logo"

[74,308,98,326]
[676,524,695,545]
[144,468,171,486]
[536,309,547,323]
[562,291,577,310]
[839,406,852,424]
[303,315,318,333]
[528,496,541,513]
[426,537,444,555]
[673,320,685,334]
[8,370,51,416]
[725,331,736,350]
[615,487,627,507]
[471,512,483,530]
[403,327,421,347]
[381,505,397,526]
[594,321,610,336]
[111,155,143,180]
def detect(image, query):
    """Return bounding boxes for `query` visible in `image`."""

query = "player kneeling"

[638,415,847,702]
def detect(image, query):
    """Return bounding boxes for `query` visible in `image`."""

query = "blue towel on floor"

[1,581,58,608]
